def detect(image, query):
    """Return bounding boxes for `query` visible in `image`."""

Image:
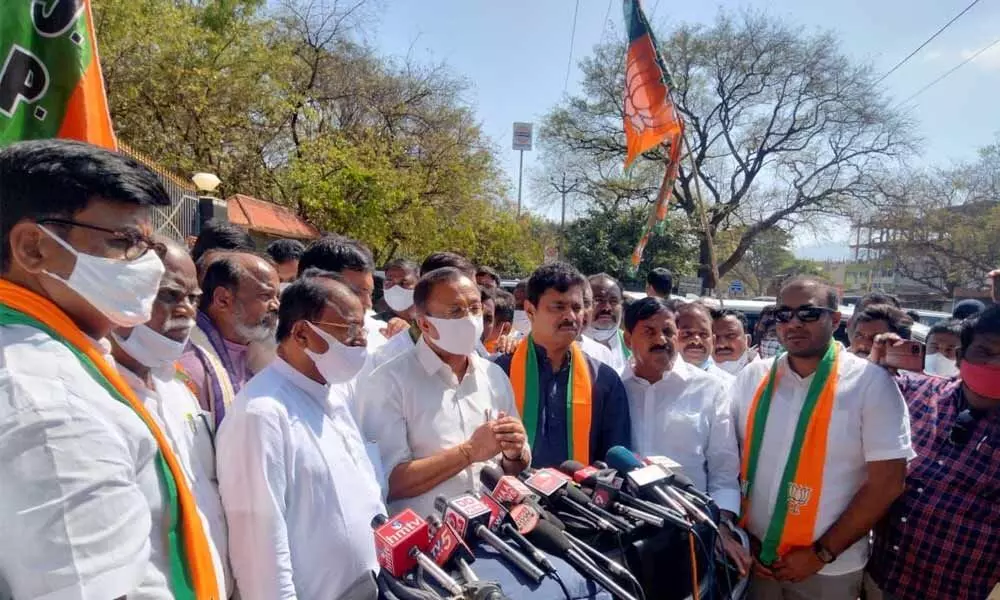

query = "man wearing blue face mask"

[217,271,384,600]
[0,140,218,600]
[359,267,529,517]
[111,237,232,597]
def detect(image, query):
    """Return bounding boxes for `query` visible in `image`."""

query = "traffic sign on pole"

[512,122,533,151]
[729,280,744,294]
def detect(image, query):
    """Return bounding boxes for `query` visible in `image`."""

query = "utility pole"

[550,173,582,256]
[517,149,525,216]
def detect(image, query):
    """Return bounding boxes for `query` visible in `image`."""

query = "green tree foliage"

[93,0,543,272]
[539,10,916,290]
[562,206,698,288]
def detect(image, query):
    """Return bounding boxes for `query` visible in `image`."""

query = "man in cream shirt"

[217,272,384,600]
[111,238,231,597]
[360,267,530,517]
[731,276,913,600]
[583,273,630,374]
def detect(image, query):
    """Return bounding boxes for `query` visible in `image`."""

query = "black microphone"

[560,460,677,529]
[435,494,546,584]
[518,469,632,533]
[523,519,639,600]
[425,514,479,583]
[605,447,717,532]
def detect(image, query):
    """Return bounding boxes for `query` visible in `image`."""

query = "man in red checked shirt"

[866,306,1000,600]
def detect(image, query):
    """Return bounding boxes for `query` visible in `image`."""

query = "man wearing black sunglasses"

[866,307,1000,600]
[730,276,912,600]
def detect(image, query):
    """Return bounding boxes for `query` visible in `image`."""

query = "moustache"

[558,321,579,330]
[650,344,671,353]
[163,317,195,334]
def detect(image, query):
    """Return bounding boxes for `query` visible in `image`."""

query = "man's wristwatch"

[812,541,836,564]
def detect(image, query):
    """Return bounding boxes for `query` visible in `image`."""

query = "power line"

[874,0,984,85]
[564,0,581,93]
[600,0,614,43]
[899,35,1000,105]
[649,0,662,22]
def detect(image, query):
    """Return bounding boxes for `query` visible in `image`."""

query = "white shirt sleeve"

[705,385,742,515]
[359,371,413,478]
[859,364,916,463]
[0,376,152,600]
[216,404,297,600]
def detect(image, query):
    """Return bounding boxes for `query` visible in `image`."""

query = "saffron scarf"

[510,335,593,464]
[0,280,218,599]
[739,341,840,566]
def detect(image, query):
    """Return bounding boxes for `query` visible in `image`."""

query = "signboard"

[677,277,701,295]
[512,122,533,151]
[729,280,743,294]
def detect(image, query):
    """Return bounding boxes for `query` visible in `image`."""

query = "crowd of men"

[0,139,997,600]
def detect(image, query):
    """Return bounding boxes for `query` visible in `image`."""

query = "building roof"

[227,194,320,240]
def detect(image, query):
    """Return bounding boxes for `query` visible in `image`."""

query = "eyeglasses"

[774,306,834,324]
[312,320,368,342]
[38,218,163,261]
[949,408,984,447]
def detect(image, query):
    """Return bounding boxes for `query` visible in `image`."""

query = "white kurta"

[622,358,741,514]
[217,358,385,600]
[359,338,519,518]
[118,365,231,598]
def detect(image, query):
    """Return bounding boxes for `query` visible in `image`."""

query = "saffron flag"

[623,0,685,270]
[0,0,116,149]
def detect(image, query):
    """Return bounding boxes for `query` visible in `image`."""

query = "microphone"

[425,514,478,583]
[371,512,463,596]
[560,460,682,529]
[522,519,639,600]
[479,466,566,530]
[520,468,635,533]
[435,495,546,584]
[605,447,718,532]
[479,489,557,575]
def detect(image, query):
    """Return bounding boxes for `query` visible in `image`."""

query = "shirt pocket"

[827,409,858,460]
[658,408,705,458]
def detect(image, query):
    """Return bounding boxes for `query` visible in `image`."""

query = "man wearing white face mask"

[0,140,218,599]
[584,273,630,374]
[712,308,758,375]
[111,238,231,597]
[217,272,384,600]
[360,267,530,517]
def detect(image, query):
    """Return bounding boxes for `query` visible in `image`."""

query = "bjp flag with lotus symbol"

[0,0,116,149]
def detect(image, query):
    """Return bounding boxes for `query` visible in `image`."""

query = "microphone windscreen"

[371,514,388,528]
[558,460,586,476]
[525,519,574,555]
[605,446,644,473]
[479,464,504,490]
[433,496,449,513]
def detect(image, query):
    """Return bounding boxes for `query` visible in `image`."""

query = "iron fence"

[118,141,200,242]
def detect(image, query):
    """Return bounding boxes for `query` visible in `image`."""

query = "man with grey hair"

[178,252,280,426]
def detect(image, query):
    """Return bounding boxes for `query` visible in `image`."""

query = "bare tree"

[540,10,917,289]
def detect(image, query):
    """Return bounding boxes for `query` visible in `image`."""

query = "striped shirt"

[869,373,1000,600]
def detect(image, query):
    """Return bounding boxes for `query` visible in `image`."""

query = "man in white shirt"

[360,267,530,517]
[579,278,617,367]
[672,300,734,383]
[731,276,913,599]
[620,297,749,576]
[584,273,630,374]
[0,139,215,599]
[712,308,758,375]
[217,272,384,600]
[110,238,231,597]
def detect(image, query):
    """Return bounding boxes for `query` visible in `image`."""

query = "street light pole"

[550,173,582,257]
[517,149,525,216]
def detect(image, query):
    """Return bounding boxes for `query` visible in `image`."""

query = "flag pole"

[681,134,720,296]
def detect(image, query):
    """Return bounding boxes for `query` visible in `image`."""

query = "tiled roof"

[227,194,320,240]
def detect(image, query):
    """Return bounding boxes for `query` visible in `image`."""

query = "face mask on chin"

[924,352,959,378]
[425,314,484,356]
[112,323,191,372]
[585,324,618,342]
[40,225,165,328]
[304,322,368,384]
[716,349,752,374]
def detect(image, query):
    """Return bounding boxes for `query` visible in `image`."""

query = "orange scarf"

[0,280,218,599]
[510,336,592,464]
[739,341,839,564]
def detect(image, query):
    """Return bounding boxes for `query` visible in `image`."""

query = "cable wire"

[550,572,574,600]
[874,0,984,85]
[564,0,581,93]
[899,35,1000,105]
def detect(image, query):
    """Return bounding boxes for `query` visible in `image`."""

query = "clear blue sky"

[372,0,1000,258]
